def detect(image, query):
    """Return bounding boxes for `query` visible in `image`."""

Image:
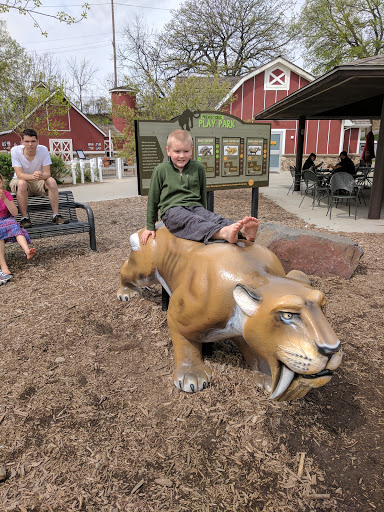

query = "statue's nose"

[318,342,341,357]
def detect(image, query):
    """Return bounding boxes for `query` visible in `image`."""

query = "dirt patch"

[0,189,383,511]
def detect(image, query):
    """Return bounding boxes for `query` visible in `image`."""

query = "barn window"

[264,66,290,91]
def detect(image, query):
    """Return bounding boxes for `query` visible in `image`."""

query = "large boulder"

[255,222,363,279]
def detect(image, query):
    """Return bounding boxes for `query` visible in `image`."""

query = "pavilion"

[254,56,384,219]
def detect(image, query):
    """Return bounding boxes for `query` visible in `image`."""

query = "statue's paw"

[253,371,272,393]
[117,285,140,302]
[174,364,212,393]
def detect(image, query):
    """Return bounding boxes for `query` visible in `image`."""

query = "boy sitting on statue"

[141,129,259,246]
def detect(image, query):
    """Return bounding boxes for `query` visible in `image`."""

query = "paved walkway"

[61,177,139,202]
[261,172,384,234]
[61,174,384,234]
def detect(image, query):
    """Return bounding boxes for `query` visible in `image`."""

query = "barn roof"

[216,57,315,109]
[254,55,384,120]
[0,90,108,138]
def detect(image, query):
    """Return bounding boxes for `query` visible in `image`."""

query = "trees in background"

[0,20,33,128]
[0,22,69,132]
[66,57,99,111]
[0,0,90,36]
[119,0,296,102]
[160,0,296,77]
[116,0,296,159]
[297,0,384,74]
[114,75,235,160]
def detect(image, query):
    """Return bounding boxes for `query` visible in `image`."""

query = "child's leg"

[162,206,236,243]
[16,235,37,260]
[162,207,259,244]
[0,240,11,275]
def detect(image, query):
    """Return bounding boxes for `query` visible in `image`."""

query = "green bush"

[50,155,70,184]
[0,153,14,190]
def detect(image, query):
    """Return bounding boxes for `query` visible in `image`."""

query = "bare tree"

[118,14,170,98]
[66,57,98,111]
[119,0,296,98]
[161,0,297,77]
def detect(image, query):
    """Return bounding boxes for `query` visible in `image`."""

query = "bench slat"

[11,190,97,250]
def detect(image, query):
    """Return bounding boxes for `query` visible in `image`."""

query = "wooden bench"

[12,191,97,251]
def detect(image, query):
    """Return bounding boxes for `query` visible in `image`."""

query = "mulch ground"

[0,189,383,512]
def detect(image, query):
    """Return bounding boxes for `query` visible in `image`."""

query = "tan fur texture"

[117,226,342,401]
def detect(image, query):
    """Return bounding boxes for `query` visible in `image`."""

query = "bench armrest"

[73,201,97,251]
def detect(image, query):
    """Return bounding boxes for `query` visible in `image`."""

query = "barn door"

[269,130,285,172]
[49,139,73,162]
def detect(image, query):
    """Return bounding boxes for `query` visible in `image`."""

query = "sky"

[3,0,183,97]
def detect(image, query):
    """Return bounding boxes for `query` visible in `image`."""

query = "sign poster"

[196,137,215,178]
[246,138,264,175]
[135,111,270,195]
[222,138,240,176]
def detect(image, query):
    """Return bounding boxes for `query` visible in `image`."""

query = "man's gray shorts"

[161,206,233,244]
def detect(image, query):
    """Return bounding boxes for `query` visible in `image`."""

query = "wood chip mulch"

[0,188,383,512]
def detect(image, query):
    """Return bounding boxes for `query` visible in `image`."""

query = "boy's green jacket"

[146,160,207,231]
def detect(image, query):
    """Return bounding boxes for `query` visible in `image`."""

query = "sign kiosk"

[135,111,271,313]
[135,111,271,214]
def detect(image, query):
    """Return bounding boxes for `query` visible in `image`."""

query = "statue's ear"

[233,284,262,316]
[286,270,311,285]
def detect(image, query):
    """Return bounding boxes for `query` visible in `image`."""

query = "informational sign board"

[135,111,271,195]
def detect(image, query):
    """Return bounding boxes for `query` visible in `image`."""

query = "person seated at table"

[302,153,323,172]
[328,151,356,175]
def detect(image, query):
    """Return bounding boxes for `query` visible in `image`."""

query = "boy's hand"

[141,229,156,245]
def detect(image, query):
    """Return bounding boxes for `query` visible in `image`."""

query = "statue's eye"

[281,312,294,322]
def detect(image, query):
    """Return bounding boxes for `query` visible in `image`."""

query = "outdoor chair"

[327,172,358,220]
[287,165,301,194]
[355,166,374,189]
[299,169,329,209]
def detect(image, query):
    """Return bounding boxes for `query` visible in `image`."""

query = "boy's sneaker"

[20,218,32,229]
[52,215,69,225]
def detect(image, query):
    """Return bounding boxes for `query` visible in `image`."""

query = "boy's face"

[166,139,193,171]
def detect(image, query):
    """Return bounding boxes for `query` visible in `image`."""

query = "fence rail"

[69,158,136,184]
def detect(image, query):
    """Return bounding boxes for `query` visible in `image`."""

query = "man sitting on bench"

[10,128,69,228]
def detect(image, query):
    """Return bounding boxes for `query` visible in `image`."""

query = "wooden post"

[111,0,117,89]
[90,158,96,182]
[71,160,77,185]
[368,99,384,219]
[295,116,305,191]
[79,160,85,184]
[97,157,103,182]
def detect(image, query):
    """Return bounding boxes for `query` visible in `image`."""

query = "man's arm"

[13,166,38,181]
[41,164,51,180]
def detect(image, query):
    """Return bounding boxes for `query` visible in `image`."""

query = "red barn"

[219,57,369,171]
[0,90,109,161]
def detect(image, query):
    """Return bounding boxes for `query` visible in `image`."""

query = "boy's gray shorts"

[161,206,233,244]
